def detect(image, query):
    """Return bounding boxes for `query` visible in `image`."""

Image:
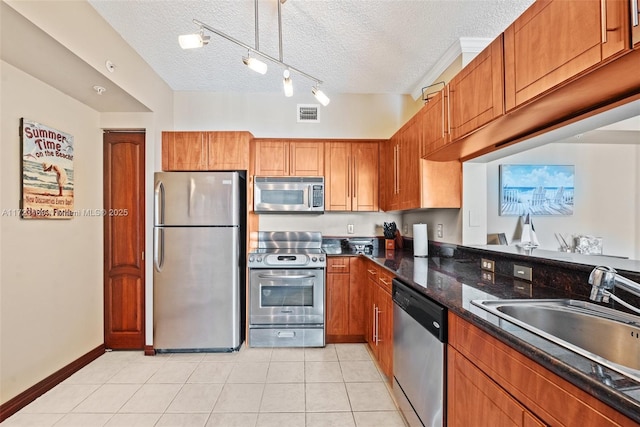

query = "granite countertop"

[361,248,640,424]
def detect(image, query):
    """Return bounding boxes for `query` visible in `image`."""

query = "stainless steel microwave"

[254,177,324,213]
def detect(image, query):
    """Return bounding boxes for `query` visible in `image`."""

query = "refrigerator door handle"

[154,227,164,271]
[188,177,196,216]
[154,180,165,225]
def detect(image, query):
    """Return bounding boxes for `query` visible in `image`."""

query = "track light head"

[283,70,293,97]
[243,54,268,75]
[312,86,330,106]
[178,28,210,49]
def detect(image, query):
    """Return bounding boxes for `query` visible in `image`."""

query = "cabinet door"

[448,348,545,427]
[421,89,449,157]
[325,142,352,211]
[376,285,394,381]
[449,36,504,140]
[348,257,366,337]
[365,262,378,347]
[504,0,628,111]
[352,143,379,212]
[379,139,398,211]
[254,140,289,176]
[162,132,207,171]
[290,141,324,176]
[399,125,421,210]
[326,271,350,337]
[207,132,250,170]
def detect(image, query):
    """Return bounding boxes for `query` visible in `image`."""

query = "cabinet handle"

[352,157,357,199]
[367,269,377,275]
[395,145,401,194]
[372,304,378,343]
[379,278,390,286]
[632,0,639,27]
[331,265,347,268]
[375,306,381,345]
[347,155,351,198]
[601,0,607,43]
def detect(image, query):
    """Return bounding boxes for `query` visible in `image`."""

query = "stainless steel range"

[248,231,326,348]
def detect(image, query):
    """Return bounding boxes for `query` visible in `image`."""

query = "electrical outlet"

[481,271,495,283]
[481,258,495,272]
[347,224,354,234]
[436,224,443,238]
[513,265,533,281]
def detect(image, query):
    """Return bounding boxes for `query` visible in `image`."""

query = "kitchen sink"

[471,299,640,382]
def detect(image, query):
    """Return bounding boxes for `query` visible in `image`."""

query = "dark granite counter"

[360,246,640,424]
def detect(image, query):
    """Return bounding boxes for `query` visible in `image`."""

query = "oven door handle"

[257,273,317,280]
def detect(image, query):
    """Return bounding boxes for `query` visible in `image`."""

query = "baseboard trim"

[0,344,105,422]
[144,345,156,356]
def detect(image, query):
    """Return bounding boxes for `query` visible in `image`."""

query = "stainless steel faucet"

[588,265,640,303]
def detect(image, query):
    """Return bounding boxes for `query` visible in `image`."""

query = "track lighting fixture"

[178,0,329,105]
[243,53,268,75]
[178,28,210,49]
[283,70,293,97]
[312,86,330,106]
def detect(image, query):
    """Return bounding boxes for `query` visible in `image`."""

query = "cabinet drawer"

[365,261,378,282]
[327,256,351,273]
[378,270,393,294]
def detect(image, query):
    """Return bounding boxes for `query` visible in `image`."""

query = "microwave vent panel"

[297,105,320,123]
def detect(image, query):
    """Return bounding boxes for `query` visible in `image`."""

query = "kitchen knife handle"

[154,227,164,272]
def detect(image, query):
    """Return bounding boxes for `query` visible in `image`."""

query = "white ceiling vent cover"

[297,104,320,123]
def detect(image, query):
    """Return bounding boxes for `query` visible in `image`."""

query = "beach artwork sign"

[21,119,74,219]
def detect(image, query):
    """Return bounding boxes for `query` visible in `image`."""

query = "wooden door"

[104,132,145,349]
[449,35,504,139]
[326,257,350,338]
[289,141,324,176]
[254,140,289,176]
[161,131,206,170]
[325,142,351,211]
[376,285,394,381]
[365,262,378,347]
[207,131,250,170]
[352,143,379,212]
[379,139,397,211]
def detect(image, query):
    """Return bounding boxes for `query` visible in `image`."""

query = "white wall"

[402,209,462,244]
[173,92,408,139]
[0,62,104,403]
[484,142,638,258]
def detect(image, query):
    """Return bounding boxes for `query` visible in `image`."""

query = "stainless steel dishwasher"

[392,278,447,427]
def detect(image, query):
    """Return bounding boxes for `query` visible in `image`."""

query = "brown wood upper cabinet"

[162,131,251,171]
[254,140,324,176]
[448,35,504,141]
[420,89,449,157]
[381,127,421,211]
[504,0,630,111]
[325,142,379,211]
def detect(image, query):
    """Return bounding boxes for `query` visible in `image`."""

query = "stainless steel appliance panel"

[393,278,446,427]
[254,177,324,213]
[154,226,240,350]
[154,171,240,226]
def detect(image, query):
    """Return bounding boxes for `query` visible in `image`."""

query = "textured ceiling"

[88,0,535,97]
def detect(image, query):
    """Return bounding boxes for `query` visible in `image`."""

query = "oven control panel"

[248,253,326,268]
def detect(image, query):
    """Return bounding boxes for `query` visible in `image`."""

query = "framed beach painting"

[20,118,74,219]
[499,164,574,216]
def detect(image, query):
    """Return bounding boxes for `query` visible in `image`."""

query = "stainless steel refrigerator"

[153,171,245,352]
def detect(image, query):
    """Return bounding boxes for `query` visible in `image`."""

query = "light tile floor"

[2,344,407,427]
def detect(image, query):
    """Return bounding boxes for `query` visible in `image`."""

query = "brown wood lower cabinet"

[326,257,366,343]
[448,313,636,427]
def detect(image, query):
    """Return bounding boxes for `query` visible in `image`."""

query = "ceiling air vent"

[297,104,320,123]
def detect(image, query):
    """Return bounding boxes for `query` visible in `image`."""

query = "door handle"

[353,157,357,199]
[258,274,316,280]
[154,228,164,271]
[632,0,639,27]
[601,0,607,43]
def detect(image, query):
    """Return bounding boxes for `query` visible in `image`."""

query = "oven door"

[250,268,324,325]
